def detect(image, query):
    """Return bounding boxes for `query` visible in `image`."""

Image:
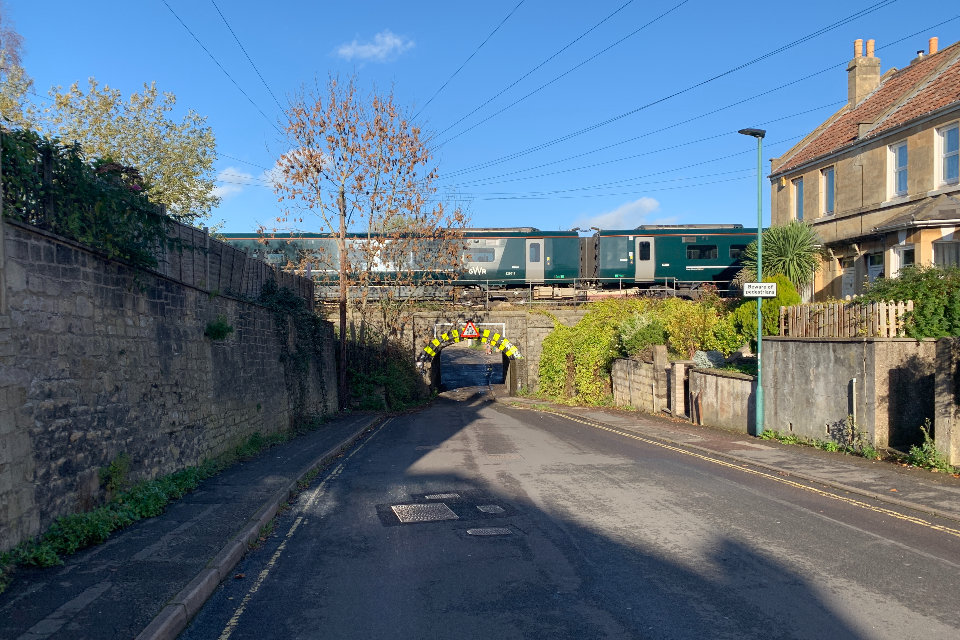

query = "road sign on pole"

[461,321,480,339]
[743,282,777,298]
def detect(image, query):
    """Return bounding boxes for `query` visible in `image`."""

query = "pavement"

[0,412,380,640]
[496,395,960,523]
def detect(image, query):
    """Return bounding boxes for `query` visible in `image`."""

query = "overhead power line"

[442,0,899,174]
[435,0,639,137]
[160,0,283,135]
[210,0,285,113]
[438,0,691,145]
[413,0,528,119]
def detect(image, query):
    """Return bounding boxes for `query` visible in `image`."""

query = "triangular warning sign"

[461,321,480,339]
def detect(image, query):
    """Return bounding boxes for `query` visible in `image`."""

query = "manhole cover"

[485,454,523,460]
[391,503,459,523]
[424,493,460,500]
[467,527,512,536]
[477,505,505,514]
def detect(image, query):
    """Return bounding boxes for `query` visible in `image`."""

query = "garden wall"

[611,348,669,413]
[763,337,935,448]
[0,219,336,552]
[688,368,755,433]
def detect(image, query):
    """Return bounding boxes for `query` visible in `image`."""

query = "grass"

[759,416,882,462]
[0,414,332,594]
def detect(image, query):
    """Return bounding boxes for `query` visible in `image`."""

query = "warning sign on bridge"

[461,321,480,339]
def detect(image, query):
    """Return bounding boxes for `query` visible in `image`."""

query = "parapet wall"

[0,219,336,552]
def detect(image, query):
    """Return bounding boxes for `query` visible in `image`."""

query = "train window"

[529,243,541,262]
[467,249,495,262]
[638,241,651,261]
[729,245,748,260]
[686,245,718,260]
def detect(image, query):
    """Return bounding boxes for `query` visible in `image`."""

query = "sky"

[11,0,960,233]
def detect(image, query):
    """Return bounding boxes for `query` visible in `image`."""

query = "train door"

[525,238,545,283]
[634,236,655,282]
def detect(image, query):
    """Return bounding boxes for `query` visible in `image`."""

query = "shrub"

[619,312,667,357]
[739,221,824,290]
[863,264,960,338]
[204,315,235,340]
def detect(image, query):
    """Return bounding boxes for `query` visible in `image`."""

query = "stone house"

[769,36,960,301]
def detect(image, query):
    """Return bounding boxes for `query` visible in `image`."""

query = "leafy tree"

[42,79,219,225]
[739,221,824,290]
[863,264,960,338]
[0,3,36,128]
[733,274,801,345]
[273,75,467,409]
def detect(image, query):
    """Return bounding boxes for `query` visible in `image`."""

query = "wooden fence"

[154,220,314,309]
[779,300,913,338]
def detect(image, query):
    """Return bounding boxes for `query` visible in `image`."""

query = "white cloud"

[573,197,663,230]
[213,167,255,198]
[335,30,415,62]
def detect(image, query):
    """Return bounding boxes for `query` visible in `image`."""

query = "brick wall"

[0,220,337,552]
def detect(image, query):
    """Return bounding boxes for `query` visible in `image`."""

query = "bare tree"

[273,75,466,410]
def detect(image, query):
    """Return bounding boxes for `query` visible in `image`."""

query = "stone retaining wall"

[689,368,755,433]
[0,220,336,552]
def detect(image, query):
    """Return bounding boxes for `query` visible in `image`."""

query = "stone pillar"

[653,345,668,412]
[935,338,960,466]
[671,361,688,419]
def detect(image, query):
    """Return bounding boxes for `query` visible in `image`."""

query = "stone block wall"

[611,352,669,413]
[0,220,337,552]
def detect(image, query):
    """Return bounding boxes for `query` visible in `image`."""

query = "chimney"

[847,38,880,108]
[930,37,939,55]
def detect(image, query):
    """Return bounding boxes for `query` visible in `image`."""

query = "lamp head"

[738,128,766,139]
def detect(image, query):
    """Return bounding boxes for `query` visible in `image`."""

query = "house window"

[729,244,748,260]
[822,167,835,215]
[793,177,804,220]
[637,241,651,261]
[890,142,908,197]
[934,241,960,267]
[940,123,959,185]
[893,245,915,277]
[686,245,718,260]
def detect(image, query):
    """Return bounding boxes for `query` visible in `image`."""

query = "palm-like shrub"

[738,221,823,290]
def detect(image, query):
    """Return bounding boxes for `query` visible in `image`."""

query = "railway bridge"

[405,309,588,394]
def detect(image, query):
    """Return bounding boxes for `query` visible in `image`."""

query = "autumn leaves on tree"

[272,76,467,409]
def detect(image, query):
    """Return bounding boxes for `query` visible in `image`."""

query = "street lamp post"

[738,128,765,436]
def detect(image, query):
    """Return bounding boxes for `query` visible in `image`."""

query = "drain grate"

[391,503,459,523]
[467,527,512,536]
[424,493,460,500]
[476,505,505,514]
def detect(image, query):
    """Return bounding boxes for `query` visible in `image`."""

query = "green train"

[219,224,756,300]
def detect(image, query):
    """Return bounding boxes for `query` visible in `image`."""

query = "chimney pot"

[930,37,939,54]
[866,39,875,57]
[854,39,863,58]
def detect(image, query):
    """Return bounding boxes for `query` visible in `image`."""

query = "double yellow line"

[532,408,960,540]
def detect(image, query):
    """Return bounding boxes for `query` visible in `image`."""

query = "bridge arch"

[416,324,523,394]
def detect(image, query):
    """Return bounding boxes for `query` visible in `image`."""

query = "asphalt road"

[181,389,960,639]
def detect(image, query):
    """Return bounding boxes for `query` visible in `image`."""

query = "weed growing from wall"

[204,315,234,341]
[905,419,958,473]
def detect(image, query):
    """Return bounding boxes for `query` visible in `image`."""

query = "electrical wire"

[440,0,899,171]
[437,0,691,145]
[435,0,638,136]
[210,0,285,113]
[413,0,528,119]
[159,0,283,135]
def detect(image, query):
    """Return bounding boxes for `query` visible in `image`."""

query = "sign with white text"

[743,282,778,298]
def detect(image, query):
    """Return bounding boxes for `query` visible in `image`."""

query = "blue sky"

[13,0,960,232]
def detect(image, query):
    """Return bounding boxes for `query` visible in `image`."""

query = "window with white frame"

[890,142,908,197]
[793,177,804,221]
[940,123,959,185]
[934,241,960,267]
[893,244,915,277]
[821,167,835,215]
